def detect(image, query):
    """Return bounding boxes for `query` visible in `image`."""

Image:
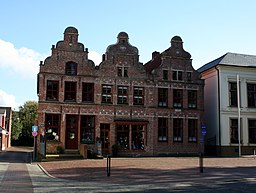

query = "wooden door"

[100,124,110,154]
[66,115,78,149]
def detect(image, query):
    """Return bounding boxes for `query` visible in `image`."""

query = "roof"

[198,52,256,73]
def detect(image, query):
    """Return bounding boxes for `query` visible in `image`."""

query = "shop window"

[132,125,145,150]
[102,85,112,103]
[158,88,168,107]
[188,119,197,142]
[173,118,183,142]
[249,119,256,143]
[45,114,60,141]
[133,87,144,105]
[173,89,183,108]
[64,82,77,101]
[247,83,256,107]
[172,70,183,81]
[117,86,128,104]
[188,90,197,109]
[158,118,168,142]
[80,115,94,144]
[117,125,129,150]
[66,62,77,75]
[82,83,94,102]
[46,80,59,101]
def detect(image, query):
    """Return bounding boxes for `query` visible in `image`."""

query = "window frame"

[158,88,168,107]
[45,114,61,141]
[46,80,59,101]
[117,86,128,104]
[188,90,197,109]
[172,70,183,81]
[173,89,183,108]
[102,85,112,103]
[188,119,197,142]
[229,82,238,107]
[173,118,183,142]
[64,81,77,102]
[247,83,256,107]
[158,118,168,142]
[80,115,95,144]
[65,62,77,75]
[249,119,256,143]
[82,82,94,103]
[133,87,144,105]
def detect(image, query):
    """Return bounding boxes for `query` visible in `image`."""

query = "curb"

[37,163,56,179]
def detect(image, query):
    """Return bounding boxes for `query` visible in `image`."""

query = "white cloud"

[0,39,45,79]
[0,90,19,110]
[88,50,102,66]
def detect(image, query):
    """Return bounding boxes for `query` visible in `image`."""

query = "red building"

[37,27,204,157]
[0,107,12,151]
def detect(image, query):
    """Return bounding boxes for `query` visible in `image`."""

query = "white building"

[198,53,256,156]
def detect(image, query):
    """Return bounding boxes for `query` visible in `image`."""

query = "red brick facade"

[37,27,204,156]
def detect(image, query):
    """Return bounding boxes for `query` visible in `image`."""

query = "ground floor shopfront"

[37,105,203,157]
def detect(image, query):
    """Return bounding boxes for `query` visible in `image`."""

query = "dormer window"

[66,62,77,75]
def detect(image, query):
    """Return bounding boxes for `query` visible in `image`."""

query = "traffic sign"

[32,131,38,137]
[32,126,38,132]
[202,129,206,136]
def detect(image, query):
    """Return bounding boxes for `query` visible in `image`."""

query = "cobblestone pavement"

[1,147,256,192]
[39,156,256,192]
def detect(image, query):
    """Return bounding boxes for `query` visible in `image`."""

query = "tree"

[11,101,38,146]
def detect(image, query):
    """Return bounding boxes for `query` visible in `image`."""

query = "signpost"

[200,125,207,173]
[32,126,38,161]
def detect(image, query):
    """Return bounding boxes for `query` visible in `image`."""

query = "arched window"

[65,62,77,75]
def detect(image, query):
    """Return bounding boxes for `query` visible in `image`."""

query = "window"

[249,119,256,143]
[158,88,168,107]
[45,114,60,141]
[163,70,168,80]
[118,86,128,104]
[158,118,168,142]
[80,116,94,144]
[188,90,197,109]
[117,67,128,77]
[247,83,256,107]
[66,62,77,75]
[229,82,237,107]
[132,125,144,149]
[187,72,192,82]
[173,118,183,142]
[230,119,239,143]
[82,83,94,102]
[64,82,76,101]
[117,125,129,149]
[173,89,183,108]
[133,87,144,105]
[46,80,59,101]
[172,70,183,81]
[102,85,112,103]
[188,119,197,142]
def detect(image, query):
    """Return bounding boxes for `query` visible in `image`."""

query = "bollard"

[107,154,111,177]
[199,152,203,173]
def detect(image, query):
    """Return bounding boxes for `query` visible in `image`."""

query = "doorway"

[66,115,78,149]
[100,124,110,155]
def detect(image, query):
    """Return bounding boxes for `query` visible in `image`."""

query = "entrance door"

[100,124,110,155]
[66,115,78,149]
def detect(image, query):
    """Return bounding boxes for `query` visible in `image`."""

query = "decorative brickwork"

[37,27,204,157]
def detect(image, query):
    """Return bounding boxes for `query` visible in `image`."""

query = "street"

[0,146,256,192]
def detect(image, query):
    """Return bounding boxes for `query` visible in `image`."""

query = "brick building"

[37,27,204,157]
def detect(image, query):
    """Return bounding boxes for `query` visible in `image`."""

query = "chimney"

[152,51,160,59]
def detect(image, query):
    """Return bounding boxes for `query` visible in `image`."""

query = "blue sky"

[1,0,256,109]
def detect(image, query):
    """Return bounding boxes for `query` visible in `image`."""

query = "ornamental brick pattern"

[37,27,204,156]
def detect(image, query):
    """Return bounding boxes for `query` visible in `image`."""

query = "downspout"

[215,66,221,156]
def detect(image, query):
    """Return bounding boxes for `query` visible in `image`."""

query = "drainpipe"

[215,66,221,156]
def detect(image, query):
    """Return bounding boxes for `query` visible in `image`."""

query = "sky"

[1,0,256,110]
